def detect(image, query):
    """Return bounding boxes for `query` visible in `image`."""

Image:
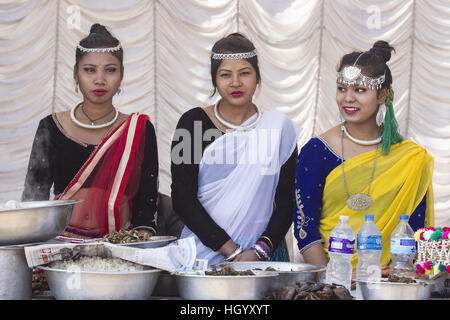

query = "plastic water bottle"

[356,214,382,281]
[325,216,355,291]
[389,215,416,278]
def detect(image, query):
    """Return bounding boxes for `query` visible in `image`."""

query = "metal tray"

[117,236,177,249]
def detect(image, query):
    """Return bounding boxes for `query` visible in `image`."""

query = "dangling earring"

[376,103,386,126]
[117,88,121,95]
[75,82,79,93]
[338,112,345,123]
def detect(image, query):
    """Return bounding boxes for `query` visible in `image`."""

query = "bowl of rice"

[39,256,161,300]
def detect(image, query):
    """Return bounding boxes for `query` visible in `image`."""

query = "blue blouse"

[293,137,427,254]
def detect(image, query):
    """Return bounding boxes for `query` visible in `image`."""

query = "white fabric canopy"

[1,0,449,233]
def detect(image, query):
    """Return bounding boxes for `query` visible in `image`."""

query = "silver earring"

[338,112,345,123]
[75,83,79,93]
[376,103,386,126]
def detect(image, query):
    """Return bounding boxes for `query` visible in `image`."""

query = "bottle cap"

[339,215,349,221]
[365,214,374,221]
[399,215,409,220]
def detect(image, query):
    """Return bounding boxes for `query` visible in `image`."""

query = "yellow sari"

[320,139,434,268]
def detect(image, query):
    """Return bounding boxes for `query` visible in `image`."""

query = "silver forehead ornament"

[337,52,385,90]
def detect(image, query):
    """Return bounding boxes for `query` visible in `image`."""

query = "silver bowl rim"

[112,235,178,246]
[354,279,434,286]
[38,265,162,275]
[0,199,83,213]
[215,261,327,274]
[174,272,279,279]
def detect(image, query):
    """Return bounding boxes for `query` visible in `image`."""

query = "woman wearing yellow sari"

[293,41,434,269]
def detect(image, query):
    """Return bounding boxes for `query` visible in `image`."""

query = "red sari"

[56,113,149,241]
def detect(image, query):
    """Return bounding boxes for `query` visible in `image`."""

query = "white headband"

[77,44,122,53]
[211,49,257,60]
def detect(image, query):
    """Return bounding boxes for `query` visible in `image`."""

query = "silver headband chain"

[211,49,257,60]
[77,44,122,53]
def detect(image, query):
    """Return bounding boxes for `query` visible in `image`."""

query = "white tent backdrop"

[1,0,449,236]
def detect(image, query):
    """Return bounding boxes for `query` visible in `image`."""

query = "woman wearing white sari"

[171,33,301,266]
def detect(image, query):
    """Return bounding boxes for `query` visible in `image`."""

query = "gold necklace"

[341,130,379,211]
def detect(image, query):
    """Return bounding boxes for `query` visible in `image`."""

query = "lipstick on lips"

[343,106,359,115]
[231,91,243,97]
[93,89,107,96]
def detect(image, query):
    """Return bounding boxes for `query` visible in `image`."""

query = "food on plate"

[47,255,150,272]
[102,228,152,244]
[205,265,256,276]
[268,281,353,300]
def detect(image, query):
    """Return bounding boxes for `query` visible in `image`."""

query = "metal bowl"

[117,236,177,249]
[355,279,434,300]
[216,261,326,293]
[39,266,161,300]
[152,271,179,297]
[175,271,278,300]
[0,200,81,246]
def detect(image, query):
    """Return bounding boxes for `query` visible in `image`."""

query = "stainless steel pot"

[40,266,161,300]
[215,261,326,293]
[0,245,32,300]
[0,200,81,246]
[175,272,278,300]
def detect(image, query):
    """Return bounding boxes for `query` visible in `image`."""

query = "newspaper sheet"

[24,237,197,273]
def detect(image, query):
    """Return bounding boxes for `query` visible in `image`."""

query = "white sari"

[181,109,301,265]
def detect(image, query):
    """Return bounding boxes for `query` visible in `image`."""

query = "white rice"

[49,256,145,272]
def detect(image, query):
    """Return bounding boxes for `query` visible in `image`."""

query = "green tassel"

[381,88,403,155]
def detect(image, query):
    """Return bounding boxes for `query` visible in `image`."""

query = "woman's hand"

[219,239,240,258]
[233,249,261,262]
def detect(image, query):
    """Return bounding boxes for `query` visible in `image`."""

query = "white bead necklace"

[341,124,382,146]
[70,103,119,129]
[214,100,261,131]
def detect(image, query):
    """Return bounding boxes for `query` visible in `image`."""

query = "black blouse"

[171,107,297,252]
[22,114,158,229]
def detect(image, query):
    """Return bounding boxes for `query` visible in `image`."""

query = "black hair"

[337,40,395,90]
[75,23,123,74]
[210,33,260,96]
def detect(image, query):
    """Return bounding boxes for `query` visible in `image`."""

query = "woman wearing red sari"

[22,24,158,241]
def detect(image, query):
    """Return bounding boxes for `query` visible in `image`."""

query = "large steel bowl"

[215,261,326,293]
[39,266,161,300]
[355,279,434,300]
[175,271,278,300]
[0,200,81,246]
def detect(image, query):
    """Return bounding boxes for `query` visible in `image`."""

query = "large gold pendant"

[347,194,372,211]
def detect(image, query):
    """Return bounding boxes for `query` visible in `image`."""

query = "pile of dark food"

[103,229,152,244]
[268,281,353,300]
[205,265,255,276]
[387,274,416,283]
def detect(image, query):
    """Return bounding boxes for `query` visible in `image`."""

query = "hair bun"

[89,23,111,37]
[369,40,395,63]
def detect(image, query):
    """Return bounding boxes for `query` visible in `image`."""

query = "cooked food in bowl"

[268,281,353,300]
[48,256,151,272]
[40,255,161,300]
[102,229,152,244]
